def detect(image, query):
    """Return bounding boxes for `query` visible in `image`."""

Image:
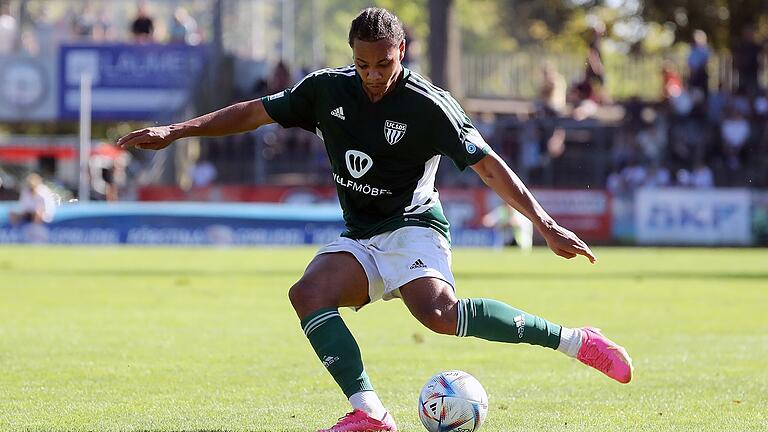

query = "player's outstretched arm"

[116,99,275,151]
[471,151,596,263]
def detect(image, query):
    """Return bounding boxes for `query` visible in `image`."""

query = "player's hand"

[542,223,596,264]
[116,126,177,151]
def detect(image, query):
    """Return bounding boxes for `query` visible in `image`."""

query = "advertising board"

[636,188,752,245]
[59,44,206,120]
[0,55,57,121]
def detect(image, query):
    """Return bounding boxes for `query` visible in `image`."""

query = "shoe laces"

[322,410,366,431]
[580,341,613,373]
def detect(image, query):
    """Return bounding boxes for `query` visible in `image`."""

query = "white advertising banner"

[636,188,752,245]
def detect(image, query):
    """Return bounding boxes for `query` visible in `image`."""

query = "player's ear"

[398,39,405,61]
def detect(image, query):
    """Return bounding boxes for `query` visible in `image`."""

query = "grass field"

[0,246,766,432]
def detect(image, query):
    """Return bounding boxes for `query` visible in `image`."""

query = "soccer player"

[117,8,633,432]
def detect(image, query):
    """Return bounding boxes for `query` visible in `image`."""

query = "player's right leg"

[289,251,396,432]
[400,282,633,384]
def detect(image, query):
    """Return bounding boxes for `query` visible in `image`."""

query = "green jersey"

[261,65,490,242]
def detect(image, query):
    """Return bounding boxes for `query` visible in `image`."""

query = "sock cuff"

[301,307,340,337]
[343,371,374,397]
[456,299,472,337]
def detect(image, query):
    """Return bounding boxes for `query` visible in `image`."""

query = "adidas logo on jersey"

[331,106,345,120]
[410,259,427,270]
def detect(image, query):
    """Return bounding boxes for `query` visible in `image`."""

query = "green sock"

[301,307,373,398]
[456,298,562,350]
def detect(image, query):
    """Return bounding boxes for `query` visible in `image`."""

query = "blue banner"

[0,202,344,245]
[0,202,498,247]
[58,44,207,120]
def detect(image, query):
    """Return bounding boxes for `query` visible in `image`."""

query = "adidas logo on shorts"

[410,259,427,269]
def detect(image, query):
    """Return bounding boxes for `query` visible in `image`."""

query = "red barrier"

[0,146,76,161]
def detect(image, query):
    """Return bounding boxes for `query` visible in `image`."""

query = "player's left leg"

[399,279,633,384]
[291,244,396,431]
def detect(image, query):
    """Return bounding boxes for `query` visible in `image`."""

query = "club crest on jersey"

[384,120,407,145]
[345,150,373,178]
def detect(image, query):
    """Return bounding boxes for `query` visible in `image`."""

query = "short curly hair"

[348,7,405,48]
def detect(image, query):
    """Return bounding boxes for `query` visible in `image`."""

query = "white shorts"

[316,226,456,306]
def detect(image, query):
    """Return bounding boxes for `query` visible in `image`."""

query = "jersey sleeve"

[430,95,491,171]
[260,73,318,132]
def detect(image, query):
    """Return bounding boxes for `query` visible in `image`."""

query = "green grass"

[0,246,766,431]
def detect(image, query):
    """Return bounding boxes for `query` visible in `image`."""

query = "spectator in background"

[29,6,59,57]
[130,2,154,43]
[734,26,764,98]
[690,160,714,188]
[720,105,750,169]
[621,160,648,190]
[169,6,200,45]
[707,82,729,125]
[72,2,97,39]
[585,23,605,85]
[482,203,533,252]
[9,173,57,226]
[644,162,672,188]
[585,21,608,103]
[687,30,710,100]
[537,61,566,116]
[0,4,18,54]
[93,8,116,42]
[661,60,683,103]
[268,60,292,94]
[189,158,217,189]
[636,108,667,164]
[754,90,768,118]
[90,142,131,202]
[569,78,599,121]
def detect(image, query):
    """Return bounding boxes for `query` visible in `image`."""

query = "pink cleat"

[576,327,633,384]
[317,409,397,432]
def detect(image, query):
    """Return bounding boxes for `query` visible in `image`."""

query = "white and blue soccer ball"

[418,370,489,432]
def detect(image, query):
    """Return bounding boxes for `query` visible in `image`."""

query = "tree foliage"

[497,0,590,46]
[639,0,768,49]
[176,0,768,84]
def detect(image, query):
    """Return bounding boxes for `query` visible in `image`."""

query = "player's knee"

[288,279,332,318]
[416,305,458,335]
[288,280,314,315]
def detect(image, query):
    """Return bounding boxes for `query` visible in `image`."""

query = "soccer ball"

[418,370,489,432]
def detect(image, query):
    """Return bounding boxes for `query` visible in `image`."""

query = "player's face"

[353,38,405,101]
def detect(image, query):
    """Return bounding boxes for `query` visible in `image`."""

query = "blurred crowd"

[1,7,766,204]
[606,27,768,192]
[481,26,768,192]
[196,25,767,193]
[0,0,203,56]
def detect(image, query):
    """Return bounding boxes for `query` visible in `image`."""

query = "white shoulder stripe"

[407,79,466,125]
[404,83,460,134]
[293,66,356,90]
[325,70,356,76]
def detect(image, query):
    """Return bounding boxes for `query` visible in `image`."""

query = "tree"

[640,0,768,50]
[497,0,591,47]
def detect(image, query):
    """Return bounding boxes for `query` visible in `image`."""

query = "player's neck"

[364,65,404,103]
